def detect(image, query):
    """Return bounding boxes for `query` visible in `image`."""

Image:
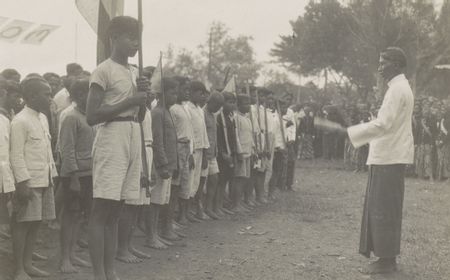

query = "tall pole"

[208,29,212,83]
[137,0,144,76]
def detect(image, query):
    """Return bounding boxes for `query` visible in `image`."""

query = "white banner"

[0,17,59,45]
[0,19,34,43]
[21,24,59,45]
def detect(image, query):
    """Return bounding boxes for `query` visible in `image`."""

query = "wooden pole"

[137,0,144,76]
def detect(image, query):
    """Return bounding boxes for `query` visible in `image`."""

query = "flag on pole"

[75,0,124,64]
[150,54,163,94]
[222,75,237,96]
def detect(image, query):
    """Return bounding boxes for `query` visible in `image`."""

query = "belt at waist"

[109,116,139,123]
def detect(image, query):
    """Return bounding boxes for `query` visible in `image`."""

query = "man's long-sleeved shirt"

[185,101,209,150]
[235,111,254,158]
[59,106,95,177]
[348,74,414,165]
[170,103,194,152]
[0,111,15,193]
[10,106,57,187]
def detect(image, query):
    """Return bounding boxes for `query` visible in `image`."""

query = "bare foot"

[161,230,181,241]
[221,207,235,215]
[158,236,174,246]
[144,237,168,250]
[116,250,142,263]
[176,217,188,226]
[129,247,151,259]
[60,260,78,274]
[0,229,11,239]
[77,238,89,249]
[205,209,220,220]
[195,212,210,220]
[32,252,48,261]
[186,213,201,223]
[24,265,50,277]
[14,270,32,280]
[106,271,120,280]
[71,255,91,267]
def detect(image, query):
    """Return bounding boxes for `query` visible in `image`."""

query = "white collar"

[387,74,406,87]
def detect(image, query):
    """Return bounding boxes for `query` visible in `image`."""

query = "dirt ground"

[1,159,450,280]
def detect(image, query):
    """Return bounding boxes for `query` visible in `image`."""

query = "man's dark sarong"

[359,164,405,258]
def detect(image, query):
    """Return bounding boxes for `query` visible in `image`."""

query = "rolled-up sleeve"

[348,89,402,148]
[10,120,31,183]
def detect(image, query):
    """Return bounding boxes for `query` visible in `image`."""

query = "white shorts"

[200,158,219,177]
[92,121,141,201]
[188,149,203,198]
[125,148,153,206]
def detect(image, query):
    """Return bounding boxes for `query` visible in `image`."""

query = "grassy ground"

[1,159,449,280]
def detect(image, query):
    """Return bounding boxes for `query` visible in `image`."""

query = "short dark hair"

[108,16,140,39]
[5,80,21,96]
[222,91,236,101]
[66,63,83,76]
[188,81,206,93]
[1,69,20,80]
[20,76,49,101]
[236,94,250,105]
[173,76,190,87]
[159,77,178,97]
[381,47,407,69]
[43,72,60,81]
[68,78,89,101]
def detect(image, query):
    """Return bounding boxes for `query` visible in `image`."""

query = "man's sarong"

[359,164,405,258]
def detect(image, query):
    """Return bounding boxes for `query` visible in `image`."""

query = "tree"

[272,0,444,96]
[199,22,261,89]
[163,47,206,81]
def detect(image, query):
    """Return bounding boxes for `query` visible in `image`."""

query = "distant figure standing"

[333,47,414,274]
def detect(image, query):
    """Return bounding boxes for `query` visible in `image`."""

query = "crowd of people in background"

[295,91,450,182]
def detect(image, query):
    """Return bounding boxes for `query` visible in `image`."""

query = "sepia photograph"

[0,0,449,279]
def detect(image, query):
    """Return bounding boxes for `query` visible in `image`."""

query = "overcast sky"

[0,0,308,78]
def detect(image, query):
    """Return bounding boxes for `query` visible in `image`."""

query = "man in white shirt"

[333,47,413,274]
[10,77,57,280]
[0,79,21,237]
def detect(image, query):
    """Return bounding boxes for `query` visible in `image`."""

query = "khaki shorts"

[188,149,203,198]
[14,187,56,222]
[126,188,151,205]
[234,157,251,178]
[92,122,141,201]
[201,158,220,177]
[150,172,172,205]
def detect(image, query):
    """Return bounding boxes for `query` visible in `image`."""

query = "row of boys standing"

[0,15,298,280]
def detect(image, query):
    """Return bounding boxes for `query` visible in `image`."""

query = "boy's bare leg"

[12,221,32,280]
[195,177,209,220]
[205,174,219,220]
[254,171,268,204]
[117,205,141,263]
[160,199,181,241]
[125,205,151,260]
[23,221,49,277]
[60,207,80,273]
[230,178,246,213]
[186,198,201,223]
[88,198,122,280]
[177,198,189,225]
[144,203,167,250]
